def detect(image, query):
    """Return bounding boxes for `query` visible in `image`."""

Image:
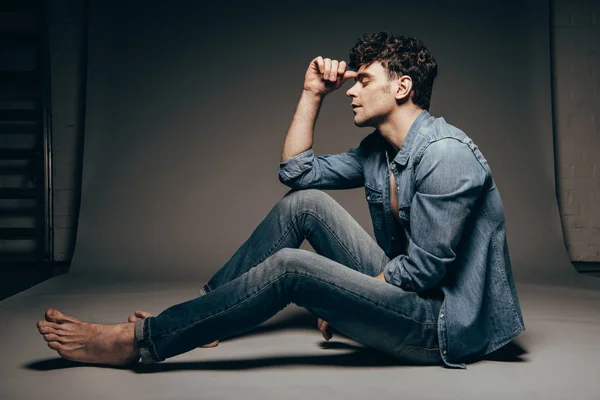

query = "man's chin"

[353,119,370,128]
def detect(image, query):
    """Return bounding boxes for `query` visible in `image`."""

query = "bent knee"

[270,247,311,263]
[266,248,320,274]
[279,189,335,211]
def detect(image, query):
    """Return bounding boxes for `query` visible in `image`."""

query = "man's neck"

[377,105,424,153]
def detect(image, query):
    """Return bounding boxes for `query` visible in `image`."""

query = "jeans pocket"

[392,344,443,366]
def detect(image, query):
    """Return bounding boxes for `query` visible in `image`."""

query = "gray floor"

[2,270,599,400]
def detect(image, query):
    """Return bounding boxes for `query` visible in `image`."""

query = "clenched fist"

[303,56,357,98]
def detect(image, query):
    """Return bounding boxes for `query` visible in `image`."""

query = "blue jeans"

[134,189,444,366]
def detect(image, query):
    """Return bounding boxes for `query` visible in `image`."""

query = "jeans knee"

[278,189,335,214]
[268,248,315,274]
[270,247,303,264]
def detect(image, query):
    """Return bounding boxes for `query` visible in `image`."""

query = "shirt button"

[443,350,447,355]
[367,196,370,200]
[391,236,395,240]
[440,313,444,318]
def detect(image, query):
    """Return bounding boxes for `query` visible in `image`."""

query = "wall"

[552,0,600,264]
[46,0,600,272]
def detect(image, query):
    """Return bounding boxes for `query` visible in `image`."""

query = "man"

[37,32,524,369]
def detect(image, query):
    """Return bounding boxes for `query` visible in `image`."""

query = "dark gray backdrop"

[69,0,588,288]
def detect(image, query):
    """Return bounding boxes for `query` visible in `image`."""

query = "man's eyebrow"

[354,72,373,82]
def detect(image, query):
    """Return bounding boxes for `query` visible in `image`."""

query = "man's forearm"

[280,90,323,163]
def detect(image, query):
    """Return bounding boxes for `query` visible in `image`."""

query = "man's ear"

[394,75,412,101]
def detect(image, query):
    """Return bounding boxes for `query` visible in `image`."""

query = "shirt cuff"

[278,147,314,181]
[383,256,414,292]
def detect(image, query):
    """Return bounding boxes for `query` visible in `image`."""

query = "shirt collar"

[384,109,430,166]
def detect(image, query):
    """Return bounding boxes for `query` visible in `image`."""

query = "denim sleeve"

[278,143,365,190]
[383,138,486,292]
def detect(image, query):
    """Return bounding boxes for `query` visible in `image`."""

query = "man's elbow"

[278,171,306,190]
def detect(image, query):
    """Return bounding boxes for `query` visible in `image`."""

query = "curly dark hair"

[348,32,438,110]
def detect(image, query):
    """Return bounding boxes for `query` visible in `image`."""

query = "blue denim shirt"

[277,109,525,369]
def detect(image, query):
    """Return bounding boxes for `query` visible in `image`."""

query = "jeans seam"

[297,210,365,274]
[287,271,438,326]
[156,273,285,339]
[208,202,370,293]
[256,208,366,278]
[157,270,436,342]
[145,317,161,361]
[208,213,297,293]
[260,213,297,266]
[395,344,440,353]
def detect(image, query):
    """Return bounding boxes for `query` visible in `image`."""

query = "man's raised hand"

[303,56,357,98]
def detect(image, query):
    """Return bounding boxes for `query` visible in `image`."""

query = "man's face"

[345,61,397,128]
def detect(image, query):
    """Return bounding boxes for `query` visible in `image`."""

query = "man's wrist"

[301,88,325,101]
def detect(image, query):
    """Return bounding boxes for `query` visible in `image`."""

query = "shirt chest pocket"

[396,170,414,222]
[365,184,384,230]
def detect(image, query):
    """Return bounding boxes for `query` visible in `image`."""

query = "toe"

[45,308,64,322]
[43,333,62,343]
[135,311,152,318]
[38,320,59,331]
[45,308,81,324]
[47,341,61,351]
[45,308,57,321]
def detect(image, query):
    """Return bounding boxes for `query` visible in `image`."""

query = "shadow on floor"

[25,311,528,372]
[25,341,527,373]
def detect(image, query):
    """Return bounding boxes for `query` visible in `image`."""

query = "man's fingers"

[323,58,331,80]
[312,57,353,87]
[316,56,324,74]
[341,70,357,82]
[330,60,339,81]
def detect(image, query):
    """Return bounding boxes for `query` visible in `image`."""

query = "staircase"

[0,0,53,277]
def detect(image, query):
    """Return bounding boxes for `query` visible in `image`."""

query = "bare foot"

[37,308,140,367]
[127,310,219,348]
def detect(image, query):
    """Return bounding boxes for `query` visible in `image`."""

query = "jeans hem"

[134,317,161,364]
[199,283,212,296]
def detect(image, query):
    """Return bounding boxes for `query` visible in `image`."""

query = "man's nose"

[346,81,360,97]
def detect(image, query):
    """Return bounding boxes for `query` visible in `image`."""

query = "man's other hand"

[316,273,387,341]
[317,317,333,341]
[303,56,357,98]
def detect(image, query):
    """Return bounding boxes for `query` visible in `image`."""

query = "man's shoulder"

[412,116,491,185]
[412,116,479,162]
[420,115,468,145]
